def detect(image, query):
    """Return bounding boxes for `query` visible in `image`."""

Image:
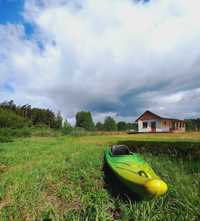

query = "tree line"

[185,119,200,131]
[1,100,199,132]
[0,100,62,129]
[0,100,137,132]
[75,111,137,132]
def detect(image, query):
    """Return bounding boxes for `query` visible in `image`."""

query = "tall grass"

[0,135,199,220]
[0,128,32,143]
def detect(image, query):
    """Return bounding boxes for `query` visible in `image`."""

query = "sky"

[0,0,200,123]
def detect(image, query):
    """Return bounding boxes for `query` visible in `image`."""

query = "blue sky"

[0,0,34,36]
[0,0,24,24]
[0,0,200,123]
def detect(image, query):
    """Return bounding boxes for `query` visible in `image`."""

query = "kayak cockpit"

[111,145,132,156]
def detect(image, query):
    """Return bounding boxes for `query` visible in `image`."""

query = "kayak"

[104,145,168,198]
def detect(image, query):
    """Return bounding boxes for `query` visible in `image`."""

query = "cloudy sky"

[0,0,200,123]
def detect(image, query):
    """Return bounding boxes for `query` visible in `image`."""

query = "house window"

[163,121,167,126]
[143,122,148,128]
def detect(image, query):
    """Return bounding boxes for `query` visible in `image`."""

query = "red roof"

[135,110,185,122]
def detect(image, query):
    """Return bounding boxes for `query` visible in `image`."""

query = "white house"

[135,111,186,133]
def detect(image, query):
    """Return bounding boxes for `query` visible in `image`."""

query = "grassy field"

[0,133,200,220]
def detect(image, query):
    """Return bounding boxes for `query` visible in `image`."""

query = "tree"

[75,111,95,131]
[0,108,32,128]
[117,121,127,131]
[54,111,63,129]
[126,122,138,131]
[185,119,200,132]
[104,116,117,131]
[62,120,73,135]
[95,122,104,131]
[0,100,63,129]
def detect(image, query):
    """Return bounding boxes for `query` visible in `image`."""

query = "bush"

[0,135,13,143]
[71,127,89,136]
[117,140,200,160]
[0,108,32,128]
[62,121,73,135]
[12,128,32,138]
[31,126,61,137]
[0,128,31,140]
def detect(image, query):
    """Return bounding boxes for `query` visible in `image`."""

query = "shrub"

[62,121,73,135]
[31,126,61,137]
[117,140,200,160]
[0,108,32,128]
[12,128,32,138]
[71,127,89,136]
[0,128,31,140]
[0,135,13,143]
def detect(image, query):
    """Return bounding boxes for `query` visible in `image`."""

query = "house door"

[151,121,156,132]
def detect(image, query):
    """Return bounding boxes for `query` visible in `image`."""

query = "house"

[135,110,186,133]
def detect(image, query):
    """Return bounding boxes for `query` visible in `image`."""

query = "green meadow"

[0,133,200,221]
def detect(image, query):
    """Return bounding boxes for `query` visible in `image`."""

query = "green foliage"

[117,121,138,131]
[0,135,13,143]
[71,127,88,136]
[118,140,200,160]
[95,122,104,131]
[0,100,62,129]
[75,111,95,131]
[96,120,138,132]
[0,108,32,128]
[185,119,200,131]
[104,116,117,131]
[117,121,127,131]
[0,128,32,143]
[0,135,199,220]
[0,128,31,139]
[11,127,32,138]
[31,126,62,137]
[54,111,63,129]
[62,120,73,135]
[126,122,138,131]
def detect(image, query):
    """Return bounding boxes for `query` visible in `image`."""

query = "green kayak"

[104,145,168,198]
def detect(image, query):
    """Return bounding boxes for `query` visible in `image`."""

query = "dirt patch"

[0,164,7,173]
[0,201,9,210]
[0,191,12,212]
[43,191,66,213]
[108,208,121,220]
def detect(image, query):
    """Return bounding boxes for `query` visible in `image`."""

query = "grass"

[0,133,200,220]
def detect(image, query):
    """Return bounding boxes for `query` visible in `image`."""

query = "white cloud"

[1,0,200,121]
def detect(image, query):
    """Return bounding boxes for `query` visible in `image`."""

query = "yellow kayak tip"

[145,179,168,197]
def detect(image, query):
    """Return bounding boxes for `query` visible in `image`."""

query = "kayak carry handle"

[138,170,149,178]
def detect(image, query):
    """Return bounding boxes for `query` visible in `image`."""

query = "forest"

[0,100,137,139]
[0,100,199,134]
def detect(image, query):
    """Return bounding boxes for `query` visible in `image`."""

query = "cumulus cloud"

[1,0,200,122]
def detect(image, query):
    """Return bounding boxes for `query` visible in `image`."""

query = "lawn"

[0,133,200,220]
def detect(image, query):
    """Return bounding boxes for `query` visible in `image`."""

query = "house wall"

[138,119,170,132]
[138,119,186,133]
[171,121,186,132]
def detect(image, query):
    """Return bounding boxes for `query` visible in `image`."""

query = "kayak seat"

[111,145,131,156]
